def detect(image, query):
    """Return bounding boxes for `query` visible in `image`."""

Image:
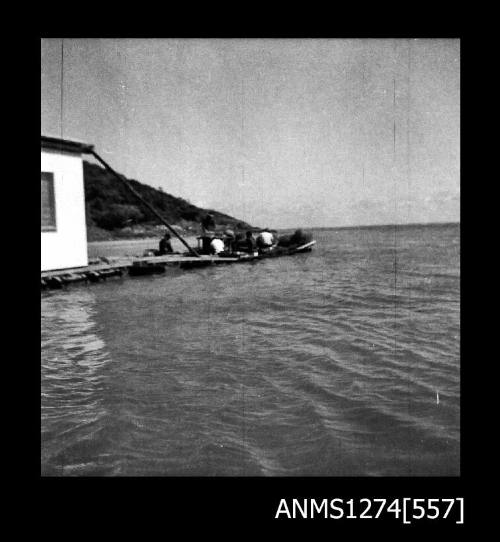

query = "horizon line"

[282,221,460,231]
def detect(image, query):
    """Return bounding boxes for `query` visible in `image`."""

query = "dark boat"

[178,240,316,269]
[251,240,316,259]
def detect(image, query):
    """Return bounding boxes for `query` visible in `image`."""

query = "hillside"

[83,161,253,241]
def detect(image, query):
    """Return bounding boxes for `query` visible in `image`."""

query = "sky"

[41,38,460,229]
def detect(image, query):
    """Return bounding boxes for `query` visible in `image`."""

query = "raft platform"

[41,254,242,290]
[41,241,316,291]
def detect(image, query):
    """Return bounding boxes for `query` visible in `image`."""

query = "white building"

[41,135,93,272]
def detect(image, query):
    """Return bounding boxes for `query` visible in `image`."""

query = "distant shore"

[86,224,200,242]
[87,234,201,260]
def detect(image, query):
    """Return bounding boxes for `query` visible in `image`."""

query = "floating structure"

[41,242,316,290]
[40,135,316,291]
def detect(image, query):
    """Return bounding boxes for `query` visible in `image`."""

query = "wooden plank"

[40,255,240,278]
[295,241,316,250]
[132,255,240,264]
[41,261,130,278]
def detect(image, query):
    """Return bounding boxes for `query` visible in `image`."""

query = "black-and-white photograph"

[41,38,460,477]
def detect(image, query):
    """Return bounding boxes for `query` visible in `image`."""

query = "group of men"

[200,213,276,255]
[157,213,277,257]
[205,230,266,255]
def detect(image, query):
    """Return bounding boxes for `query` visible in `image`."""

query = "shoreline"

[87,235,200,259]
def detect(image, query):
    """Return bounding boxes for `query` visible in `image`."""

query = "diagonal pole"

[88,149,199,257]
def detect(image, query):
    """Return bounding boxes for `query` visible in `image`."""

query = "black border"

[33,32,473,531]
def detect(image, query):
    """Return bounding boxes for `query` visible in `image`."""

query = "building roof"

[41,134,94,155]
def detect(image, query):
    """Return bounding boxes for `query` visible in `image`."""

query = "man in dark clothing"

[201,213,216,233]
[242,231,256,253]
[158,232,173,255]
[233,232,244,249]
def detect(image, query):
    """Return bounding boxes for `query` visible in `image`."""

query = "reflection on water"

[41,290,113,475]
[41,224,460,476]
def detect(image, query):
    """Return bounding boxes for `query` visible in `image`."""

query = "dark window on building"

[41,172,56,231]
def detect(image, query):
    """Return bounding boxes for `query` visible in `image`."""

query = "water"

[41,224,460,476]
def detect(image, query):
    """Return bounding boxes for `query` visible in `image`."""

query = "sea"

[41,223,460,476]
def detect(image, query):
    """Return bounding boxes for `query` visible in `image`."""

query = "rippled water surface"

[41,224,460,476]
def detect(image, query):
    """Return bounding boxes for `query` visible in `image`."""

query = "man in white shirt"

[210,237,225,254]
[256,228,275,249]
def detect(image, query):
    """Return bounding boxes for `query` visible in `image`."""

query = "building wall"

[41,149,88,271]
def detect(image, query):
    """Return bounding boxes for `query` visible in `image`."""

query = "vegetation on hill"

[83,161,253,241]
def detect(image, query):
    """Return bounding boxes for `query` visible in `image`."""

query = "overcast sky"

[41,38,460,229]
